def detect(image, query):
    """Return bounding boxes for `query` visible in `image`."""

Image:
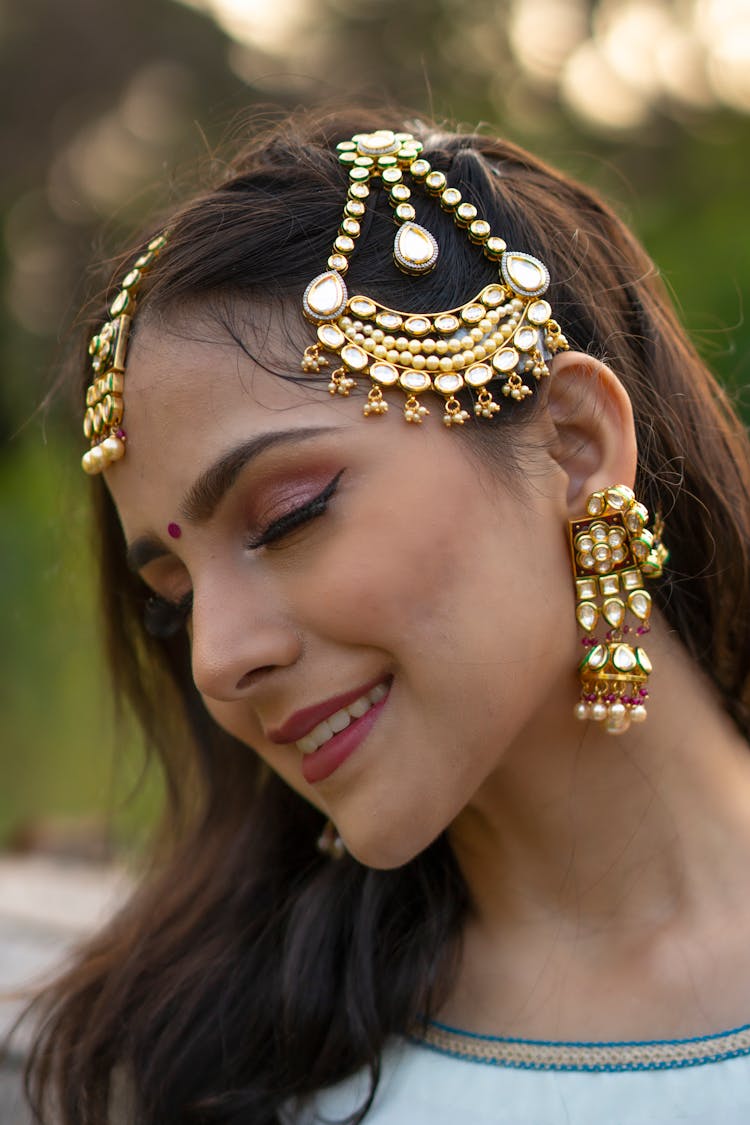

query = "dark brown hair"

[24,108,750,1124]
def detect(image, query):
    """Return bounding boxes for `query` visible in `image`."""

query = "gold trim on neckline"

[413,1020,750,1072]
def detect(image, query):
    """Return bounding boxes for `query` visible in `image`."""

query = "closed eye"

[143,590,193,639]
[247,469,345,549]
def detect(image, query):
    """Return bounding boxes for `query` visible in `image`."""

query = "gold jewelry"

[301,129,569,426]
[570,485,668,735]
[81,233,168,475]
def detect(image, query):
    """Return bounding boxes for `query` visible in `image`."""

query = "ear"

[544,350,637,515]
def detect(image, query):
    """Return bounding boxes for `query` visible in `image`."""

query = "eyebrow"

[180,426,338,522]
[124,426,338,573]
[126,537,169,573]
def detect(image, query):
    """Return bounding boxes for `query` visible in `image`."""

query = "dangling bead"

[328,368,356,396]
[101,434,126,462]
[442,396,470,427]
[302,343,328,373]
[363,385,388,416]
[403,395,429,423]
[474,387,500,418]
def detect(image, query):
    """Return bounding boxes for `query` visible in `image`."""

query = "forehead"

[104,305,349,529]
[129,300,338,432]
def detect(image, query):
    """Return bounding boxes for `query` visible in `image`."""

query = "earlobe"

[545,351,638,514]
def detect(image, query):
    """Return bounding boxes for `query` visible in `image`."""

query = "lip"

[265,673,389,746]
[300,689,389,784]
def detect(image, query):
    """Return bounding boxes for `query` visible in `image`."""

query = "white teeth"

[313,718,334,744]
[328,709,351,734]
[348,696,370,718]
[295,681,389,754]
[369,682,388,704]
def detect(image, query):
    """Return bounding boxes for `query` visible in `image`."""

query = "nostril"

[236,665,277,692]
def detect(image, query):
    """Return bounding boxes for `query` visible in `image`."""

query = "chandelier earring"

[570,484,668,735]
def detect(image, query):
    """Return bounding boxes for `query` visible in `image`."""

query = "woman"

[26,109,750,1123]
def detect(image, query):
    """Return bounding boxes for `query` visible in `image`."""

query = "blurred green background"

[2,0,749,856]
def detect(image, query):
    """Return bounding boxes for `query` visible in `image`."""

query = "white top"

[285,1020,750,1124]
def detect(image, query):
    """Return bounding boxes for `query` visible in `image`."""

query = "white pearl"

[609,702,626,720]
[591,701,608,721]
[606,717,630,735]
[630,705,648,723]
[89,445,106,470]
[101,435,125,461]
[574,701,590,721]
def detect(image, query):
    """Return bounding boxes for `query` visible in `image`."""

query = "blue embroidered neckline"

[412,1018,750,1073]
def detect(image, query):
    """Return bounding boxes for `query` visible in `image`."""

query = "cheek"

[203,699,327,814]
[300,473,493,645]
[303,474,569,677]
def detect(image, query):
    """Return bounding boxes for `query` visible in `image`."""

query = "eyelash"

[142,470,345,638]
[143,590,193,640]
[246,469,345,549]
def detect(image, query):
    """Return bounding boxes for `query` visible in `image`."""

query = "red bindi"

[167,523,182,540]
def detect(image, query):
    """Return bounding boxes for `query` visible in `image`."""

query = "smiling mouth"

[295,681,389,755]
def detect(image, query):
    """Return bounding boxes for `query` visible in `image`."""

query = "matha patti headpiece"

[81,233,168,475]
[301,129,569,426]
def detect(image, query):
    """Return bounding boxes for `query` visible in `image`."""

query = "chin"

[339,816,443,870]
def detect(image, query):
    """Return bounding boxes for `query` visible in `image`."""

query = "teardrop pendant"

[393,222,439,275]
[302,270,348,323]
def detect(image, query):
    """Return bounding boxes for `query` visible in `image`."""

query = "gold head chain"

[81,129,570,473]
[80,234,168,475]
[300,129,569,426]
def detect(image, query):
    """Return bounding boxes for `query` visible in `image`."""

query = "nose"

[189,576,302,702]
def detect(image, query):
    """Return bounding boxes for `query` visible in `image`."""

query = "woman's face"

[106,309,575,868]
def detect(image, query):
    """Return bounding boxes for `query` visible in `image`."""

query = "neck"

[449,616,750,938]
[444,617,750,1039]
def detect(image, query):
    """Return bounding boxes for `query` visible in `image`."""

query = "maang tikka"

[300,129,569,426]
[571,485,668,735]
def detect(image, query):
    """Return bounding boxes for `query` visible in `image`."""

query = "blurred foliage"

[1,0,748,851]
